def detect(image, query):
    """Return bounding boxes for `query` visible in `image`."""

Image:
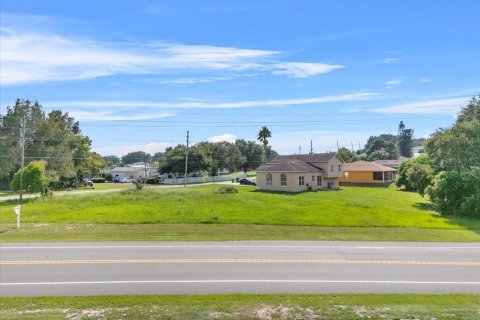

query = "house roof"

[373,157,408,168]
[272,152,339,163]
[344,161,397,172]
[256,159,324,173]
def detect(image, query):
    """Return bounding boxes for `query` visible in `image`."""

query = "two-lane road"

[1,241,479,296]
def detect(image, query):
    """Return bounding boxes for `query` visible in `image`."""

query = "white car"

[120,177,133,183]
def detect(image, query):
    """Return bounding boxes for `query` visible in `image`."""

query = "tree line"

[395,96,480,218]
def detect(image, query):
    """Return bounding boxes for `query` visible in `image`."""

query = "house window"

[330,164,334,172]
[338,164,341,172]
[312,176,315,182]
[281,174,287,186]
[373,172,383,181]
[299,176,305,186]
[266,174,272,186]
[317,176,322,186]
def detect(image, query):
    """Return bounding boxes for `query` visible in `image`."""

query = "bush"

[91,178,105,183]
[11,160,50,192]
[104,173,113,182]
[133,178,145,190]
[215,186,238,194]
[426,168,480,217]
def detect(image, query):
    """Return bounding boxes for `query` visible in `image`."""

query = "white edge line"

[1,280,480,286]
[1,245,479,250]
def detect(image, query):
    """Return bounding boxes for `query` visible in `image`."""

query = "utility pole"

[351,142,354,153]
[310,140,313,154]
[19,117,26,203]
[299,145,302,155]
[184,131,189,187]
[336,141,339,151]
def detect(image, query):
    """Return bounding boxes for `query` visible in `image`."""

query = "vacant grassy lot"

[1,294,478,319]
[1,185,479,241]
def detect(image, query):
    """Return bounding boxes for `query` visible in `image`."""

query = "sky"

[1,0,479,156]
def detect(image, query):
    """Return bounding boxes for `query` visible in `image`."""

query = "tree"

[257,126,272,154]
[1,99,99,187]
[235,139,265,171]
[152,152,164,162]
[397,121,414,157]
[11,160,49,192]
[103,155,121,167]
[159,144,208,175]
[121,151,152,165]
[365,137,398,160]
[406,162,434,196]
[337,147,358,163]
[424,96,480,217]
[425,96,480,171]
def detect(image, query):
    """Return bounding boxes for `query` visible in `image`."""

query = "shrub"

[132,178,145,190]
[104,173,113,182]
[215,186,238,194]
[11,160,50,192]
[91,178,105,183]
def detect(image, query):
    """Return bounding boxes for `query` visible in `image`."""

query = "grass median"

[1,294,479,319]
[1,184,479,242]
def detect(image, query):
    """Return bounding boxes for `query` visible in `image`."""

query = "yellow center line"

[1,259,479,266]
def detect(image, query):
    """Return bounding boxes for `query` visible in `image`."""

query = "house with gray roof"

[255,152,345,192]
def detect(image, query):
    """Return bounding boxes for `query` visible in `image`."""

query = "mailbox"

[13,205,20,228]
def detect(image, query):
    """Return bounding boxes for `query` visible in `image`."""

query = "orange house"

[339,161,396,183]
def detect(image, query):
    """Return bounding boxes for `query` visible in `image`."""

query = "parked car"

[239,178,256,186]
[120,177,133,183]
[83,178,93,187]
[113,175,121,183]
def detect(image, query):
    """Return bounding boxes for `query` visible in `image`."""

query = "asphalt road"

[1,241,479,296]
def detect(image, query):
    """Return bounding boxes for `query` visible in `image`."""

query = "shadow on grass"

[340,182,393,188]
[414,201,480,235]
[250,189,342,196]
[0,197,38,207]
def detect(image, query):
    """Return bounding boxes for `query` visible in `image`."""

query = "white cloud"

[47,92,377,110]
[162,76,234,84]
[418,77,431,83]
[207,133,238,143]
[384,77,404,86]
[68,110,175,121]
[272,62,344,78]
[380,58,399,63]
[0,26,343,85]
[97,142,173,157]
[372,97,469,115]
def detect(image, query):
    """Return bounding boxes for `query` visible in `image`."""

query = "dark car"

[239,178,256,186]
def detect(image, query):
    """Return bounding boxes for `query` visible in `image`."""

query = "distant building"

[339,161,397,184]
[256,152,345,192]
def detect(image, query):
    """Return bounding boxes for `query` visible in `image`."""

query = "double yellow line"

[2,259,479,266]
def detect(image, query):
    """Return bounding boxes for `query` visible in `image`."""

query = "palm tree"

[257,126,272,154]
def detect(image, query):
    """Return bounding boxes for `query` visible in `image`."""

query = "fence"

[163,172,247,185]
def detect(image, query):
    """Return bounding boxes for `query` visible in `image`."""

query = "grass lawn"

[1,184,479,242]
[1,294,478,319]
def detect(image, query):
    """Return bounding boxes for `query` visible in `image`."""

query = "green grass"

[1,294,478,319]
[1,185,479,242]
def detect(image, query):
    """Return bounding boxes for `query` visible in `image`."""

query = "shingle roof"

[344,161,397,172]
[373,158,408,168]
[272,152,338,163]
[256,159,323,173]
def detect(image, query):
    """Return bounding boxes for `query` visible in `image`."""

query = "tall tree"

[397,121,414,157]
[337,147,358,163]
[103,155,121,167]
[365,137,398,160]
[257,126,272,155]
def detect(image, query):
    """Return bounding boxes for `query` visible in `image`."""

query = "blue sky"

[1,0,479,156]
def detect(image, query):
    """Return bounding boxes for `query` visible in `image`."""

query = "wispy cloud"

[380,58,399,64]
[68,110,175,121]
[384,77,405,87]
[47,92,377,110]
[98,142,173,156]
[207,133,238,143]
[372,97,469,114]
[418,77,431,83]
[272,62,344,78]
[1,25,343,85]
